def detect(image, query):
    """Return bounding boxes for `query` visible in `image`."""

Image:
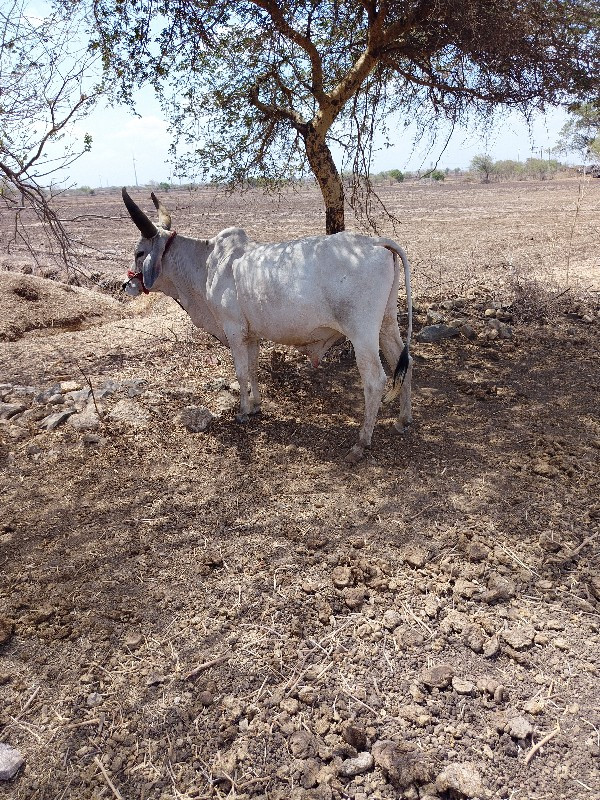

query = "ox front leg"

[224,327,253,423]
[247,339,262,416]
[344,345,387,464]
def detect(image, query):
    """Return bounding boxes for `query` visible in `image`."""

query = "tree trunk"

[303,124,345,234]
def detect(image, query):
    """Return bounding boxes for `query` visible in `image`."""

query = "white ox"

[122,188,413,462]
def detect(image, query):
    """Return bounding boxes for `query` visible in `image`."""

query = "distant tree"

[557,102,600,162]
[525,157,560,180]
[494,159,525,181]
[470,154,496,183]
[388,169,404,183]
[430,169,445,182]
[87,0,600,234]
[0,1,99,265]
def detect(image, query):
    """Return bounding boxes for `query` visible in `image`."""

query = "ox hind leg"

[344,338,387,464]
[379,315,413,433]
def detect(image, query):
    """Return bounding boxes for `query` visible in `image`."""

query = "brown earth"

[0,179,599,800]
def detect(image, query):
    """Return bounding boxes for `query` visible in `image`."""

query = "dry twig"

[524,724,560,765]
[94,755,124,800]
[184,653,230,680]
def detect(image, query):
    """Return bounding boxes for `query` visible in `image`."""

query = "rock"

[198,690,213,706]
[416,324,460,343]
[401,546,428,568]
[460,324,477,340]
[0,619,14,645]
[69,405,102,432]
[394,626,425,649]
[523,698,545,715]
[0,743,24,780]
[97,380,121,398]
[421,664,454,689]
[175,406,214,432]
[39,409,76,430]
[342,723,368,752]
[343,586,366,610]
[505,716,533,740]
[331,566,353,588]
[109,399,149,427]
[372,740,437,789]
[452,677,475,695]
[382,610,402,631]
[66,388,92,408]
[501,625,535,650]
[487,318,513,338]
[0,403,26,420]
[60,380,81,393]
[532,460,559,478]
[467,541,489,561]
[475,573,516,604]
[86,692,104,707]
[462,624,486,653]
[339,752,374,778]
[124,632,143,649]
[436,762,487,798]
[426,309,444,325]
[289,730,317,759]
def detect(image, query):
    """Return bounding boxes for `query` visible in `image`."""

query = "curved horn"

[150,192,172,230]
[122,187,158,239]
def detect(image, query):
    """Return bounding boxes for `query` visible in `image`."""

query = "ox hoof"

[235,412,249,424]
[394,418,413,434]
[344,444,367,464]
[249,406,262,417]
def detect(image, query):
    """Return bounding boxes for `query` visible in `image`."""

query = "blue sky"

[62,93,571,189]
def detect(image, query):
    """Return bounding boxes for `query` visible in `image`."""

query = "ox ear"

[150,192,172,230]
[142,237,166,289]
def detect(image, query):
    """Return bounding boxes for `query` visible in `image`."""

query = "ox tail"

[379,239,412,405]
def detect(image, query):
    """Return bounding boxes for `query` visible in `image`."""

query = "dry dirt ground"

[0,179,599,800]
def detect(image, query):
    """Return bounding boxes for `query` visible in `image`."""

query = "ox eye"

[135,251,145,262]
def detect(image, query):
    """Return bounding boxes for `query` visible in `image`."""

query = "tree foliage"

[88,0,600,232]
[0,1,100,265]
[557,102,600,161]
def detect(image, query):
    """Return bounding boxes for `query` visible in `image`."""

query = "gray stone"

[452,677,476,695]
[505,716,533,740]
[382,610,402,631]
[109,399,149,427]
[86,692,104,707]
[0,743,24,780]
[460,324,477,340]
[372,740,437,789]
[426,309,444,325]
[421,664,454,689]
[502,625,535,650]
[436,762,487,798]
[175,406,214,432]
[97,380,120,398]
[416,324,460,343]
[339,751,374,777]
[39,409,76,430]
[60,380,81,393]
[487,318,513,338]
[66,388,92,407]
[0,403,25,420]
[68,405,102,432]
